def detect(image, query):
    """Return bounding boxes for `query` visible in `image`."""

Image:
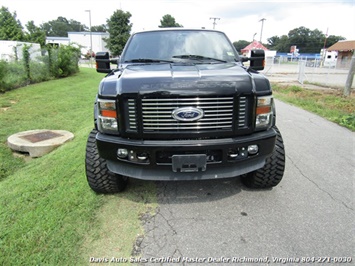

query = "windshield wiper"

[124,58,174,63]
[172,54,227,63]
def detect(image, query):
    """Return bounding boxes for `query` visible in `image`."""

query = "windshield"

[121,30,239,63]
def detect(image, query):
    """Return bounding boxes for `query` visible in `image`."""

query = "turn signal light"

[256,106,271,115]
[101,110,117,118]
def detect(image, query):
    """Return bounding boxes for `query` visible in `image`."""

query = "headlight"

[255,95,273,130]
[97,99,119,133]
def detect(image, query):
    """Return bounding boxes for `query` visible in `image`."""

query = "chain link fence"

[263,56,354,89]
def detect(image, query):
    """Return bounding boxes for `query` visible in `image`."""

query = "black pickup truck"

[85,28,285,193]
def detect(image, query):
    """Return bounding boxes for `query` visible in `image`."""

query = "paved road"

[138,100,354,265]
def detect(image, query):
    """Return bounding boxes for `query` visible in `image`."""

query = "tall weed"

[30,60,52,83]
[48,44,81,78]
[1,62,27,91]
[0,60,6,92]
[0,44,81,93]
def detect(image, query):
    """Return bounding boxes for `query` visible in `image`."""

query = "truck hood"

[99,63,268,97]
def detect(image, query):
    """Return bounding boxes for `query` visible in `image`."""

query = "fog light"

[137,153,148,160]
[248,145,259,155]
[228,148,239,158]
[117,148,128,158]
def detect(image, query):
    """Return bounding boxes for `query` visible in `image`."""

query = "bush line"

[0,44,81,93]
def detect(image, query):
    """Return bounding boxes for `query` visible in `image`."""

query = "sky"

[1,0,355,45]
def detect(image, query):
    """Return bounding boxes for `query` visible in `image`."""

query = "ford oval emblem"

[172,107,204,121]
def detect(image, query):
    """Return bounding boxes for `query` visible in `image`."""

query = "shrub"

[23,44,31,82]
[58,44,80,77]
[29,60,52,83]
[0,60,7,93]
[1,43,81,93]
[48,44,81,78]
[1,62,27,91]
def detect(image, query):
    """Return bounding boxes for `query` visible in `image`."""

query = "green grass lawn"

[272,84,355,131]
[0,68,156,265]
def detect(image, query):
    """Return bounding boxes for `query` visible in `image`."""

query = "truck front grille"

[128,99,137,131]
[141,96,234,132]
[238,96,247,129]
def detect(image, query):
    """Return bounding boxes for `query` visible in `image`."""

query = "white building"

[46,32,109,57]
[320,49,338,68]
[0,41,42,61]
[46,36,70,46]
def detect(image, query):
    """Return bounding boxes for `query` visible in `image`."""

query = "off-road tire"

[242,127,285,188]
[85,130,128,193]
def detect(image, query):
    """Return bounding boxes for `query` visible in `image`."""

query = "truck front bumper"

[96,129,276,181]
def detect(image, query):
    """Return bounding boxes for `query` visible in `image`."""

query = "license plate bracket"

[172,154,207,172]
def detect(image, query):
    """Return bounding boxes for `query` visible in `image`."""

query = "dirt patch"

[0,100,18,112]
[0,107,10,112]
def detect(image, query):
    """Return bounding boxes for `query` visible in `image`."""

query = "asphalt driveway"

[138,99,354,265]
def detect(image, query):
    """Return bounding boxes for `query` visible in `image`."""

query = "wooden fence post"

[344,51,355,97]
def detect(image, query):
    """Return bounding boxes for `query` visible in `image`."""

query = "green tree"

[41,16,87,37]
[267,36,280,48]
[277,35,291,52]
[267,26,346,53]
[69,19,85,32]
[287,26,332,53]
[91,24,107,32]
[233,40,250,53]
[325,34,346,48]
[0,6,24,40]
[25,21,46,47]
[267,35,290,52]
[105,10,132,56]
[159,14,183,28]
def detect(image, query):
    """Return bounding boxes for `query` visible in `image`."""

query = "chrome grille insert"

[141,97,234,131]
[238,96,247,128]
[128,99,137,131]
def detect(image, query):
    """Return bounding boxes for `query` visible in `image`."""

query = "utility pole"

[344,51,355,97]
[321,28,329,67]
[210,17,220,29]
[259,18,266,43]
[323,28,329,50]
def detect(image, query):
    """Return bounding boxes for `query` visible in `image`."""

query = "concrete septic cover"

[7,129,74,157]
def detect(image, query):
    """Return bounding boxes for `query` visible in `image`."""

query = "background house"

[241,40,276,66]
[327,40,355,68]
[46,36,70,47]
[46,32,109,57]
[241,40,269,56]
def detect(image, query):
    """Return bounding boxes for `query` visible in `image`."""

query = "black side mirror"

[95,52,111,73]
[249,49,265,71]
